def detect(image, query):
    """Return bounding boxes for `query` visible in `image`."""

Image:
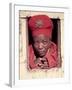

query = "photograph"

[19,10,64,80]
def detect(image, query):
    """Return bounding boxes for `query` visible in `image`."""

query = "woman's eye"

[43,41,47,44]
[35,41,39,44]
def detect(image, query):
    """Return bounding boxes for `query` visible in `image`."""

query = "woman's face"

[33,34,51,57]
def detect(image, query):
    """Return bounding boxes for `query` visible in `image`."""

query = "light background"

[0,0,72,89]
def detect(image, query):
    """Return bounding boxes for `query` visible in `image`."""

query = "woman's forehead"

[33,34,49,40]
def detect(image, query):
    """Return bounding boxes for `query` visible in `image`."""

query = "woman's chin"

[38,53,45,57]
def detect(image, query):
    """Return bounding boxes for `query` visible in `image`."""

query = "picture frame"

[9,3,70,87]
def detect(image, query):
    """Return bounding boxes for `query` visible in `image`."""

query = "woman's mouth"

[38,50,46,55]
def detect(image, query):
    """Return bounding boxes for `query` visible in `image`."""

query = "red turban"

[28,15,53,38]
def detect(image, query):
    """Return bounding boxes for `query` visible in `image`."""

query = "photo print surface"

[19,10,64,80]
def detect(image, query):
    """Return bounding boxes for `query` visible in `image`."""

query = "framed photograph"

[9,3,70,87]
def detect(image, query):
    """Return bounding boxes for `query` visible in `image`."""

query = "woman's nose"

[38,43,43,49]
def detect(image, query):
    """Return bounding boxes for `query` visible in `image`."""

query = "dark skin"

[33,34,51,69]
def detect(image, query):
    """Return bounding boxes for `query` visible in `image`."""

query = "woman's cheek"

[34,43,38,49]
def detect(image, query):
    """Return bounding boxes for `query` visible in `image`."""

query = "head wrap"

[28,15,53,38]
